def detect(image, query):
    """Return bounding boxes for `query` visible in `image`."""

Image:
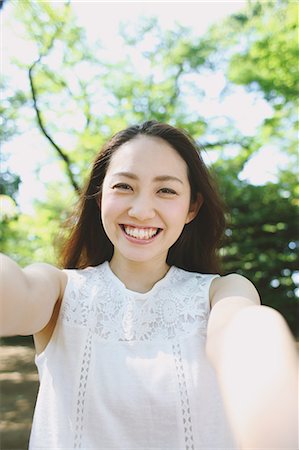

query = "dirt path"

[0,346,38,450]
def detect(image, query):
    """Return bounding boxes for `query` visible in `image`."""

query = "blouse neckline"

[103,261,176,299]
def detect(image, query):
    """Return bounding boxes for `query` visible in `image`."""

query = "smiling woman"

[0,121,297,450]
[61,121,224,275]
[99,134,202,283]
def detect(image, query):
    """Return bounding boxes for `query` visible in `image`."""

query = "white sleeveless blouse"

[29,262,237,449]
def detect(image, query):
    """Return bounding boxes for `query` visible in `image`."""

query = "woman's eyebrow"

[112,172,184,184]
[154,175,184,184]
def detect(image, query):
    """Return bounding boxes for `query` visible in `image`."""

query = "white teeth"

[123,226,159,240]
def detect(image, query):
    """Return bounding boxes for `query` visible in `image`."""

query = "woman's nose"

[127,194,156,221]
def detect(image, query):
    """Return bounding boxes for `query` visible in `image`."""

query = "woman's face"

[100,135,201,267]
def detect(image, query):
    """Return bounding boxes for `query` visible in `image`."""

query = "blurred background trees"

[1,0,298,335]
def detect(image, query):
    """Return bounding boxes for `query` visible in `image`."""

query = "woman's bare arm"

[207,274,298,449]
[0,253,67,336]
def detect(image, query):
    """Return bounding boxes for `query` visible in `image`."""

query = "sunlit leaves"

[228,2,298,103]
[3,0,298,335]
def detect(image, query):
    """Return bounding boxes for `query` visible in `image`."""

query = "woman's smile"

[120,224,162,243]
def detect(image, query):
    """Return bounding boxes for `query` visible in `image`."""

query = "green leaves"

[228,2,298,103]
[218,173,299,335]
[3,0,298,335]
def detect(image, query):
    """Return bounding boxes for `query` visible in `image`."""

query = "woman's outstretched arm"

[0,253,66,336]
[207,274,298,449]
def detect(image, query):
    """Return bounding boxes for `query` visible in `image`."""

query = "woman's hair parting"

[60,120,226,273]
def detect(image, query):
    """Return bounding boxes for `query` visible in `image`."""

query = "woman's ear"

[186,193,204,224]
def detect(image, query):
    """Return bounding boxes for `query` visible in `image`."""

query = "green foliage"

[216,166,299,335]
[209,0,298,160]
[0,170,20,201]
[205,0,299,334]
[2,0,298,336]
[1,81,29,141]
[1,183,76,266]
[228,1,298,103]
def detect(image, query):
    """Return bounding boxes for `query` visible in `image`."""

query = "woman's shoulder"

[63,262,106,277]
[171,267,221,302]
[23,262,68,300]
[210,273,260,308]
[62,262,108,294]
[173,265,219,278]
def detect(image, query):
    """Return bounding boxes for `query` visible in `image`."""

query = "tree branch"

[169,64,184,106]
[27,3,81,194]
[28,67,80,194]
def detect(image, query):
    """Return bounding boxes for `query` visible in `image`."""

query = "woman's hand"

[207,274,298,449]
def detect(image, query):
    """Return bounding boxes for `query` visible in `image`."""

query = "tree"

[209,0,298,160]
[8,0,253,188]
[3,0,298,335]
[216,166,298,335]
[208,0,299,335]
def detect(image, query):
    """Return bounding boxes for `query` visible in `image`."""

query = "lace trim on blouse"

[60,263,214,342]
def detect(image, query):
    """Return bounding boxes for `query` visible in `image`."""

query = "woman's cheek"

[167,199,190,221]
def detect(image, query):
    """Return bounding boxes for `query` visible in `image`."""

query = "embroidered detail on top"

[74,331,92,449]
[60,264,215,342]
[172,341,195,450]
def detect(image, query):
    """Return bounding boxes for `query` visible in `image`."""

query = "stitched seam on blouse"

[74,331,92,449]
[172,341,195,450]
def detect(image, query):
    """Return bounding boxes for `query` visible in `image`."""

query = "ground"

[0,345,38,450]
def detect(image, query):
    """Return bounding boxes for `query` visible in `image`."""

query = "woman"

[1,121,297,449]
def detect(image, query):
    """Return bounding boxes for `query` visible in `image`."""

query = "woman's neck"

[109,256,170,293]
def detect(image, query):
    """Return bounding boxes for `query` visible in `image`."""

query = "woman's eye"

[112,183,132,191]
[158,188,177,195]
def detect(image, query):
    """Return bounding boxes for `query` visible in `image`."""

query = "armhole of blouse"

[34,269,74,363]
[207,274,221,314]
[61,268,74,304]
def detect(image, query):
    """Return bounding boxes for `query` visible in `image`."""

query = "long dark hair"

[60,121,226,273]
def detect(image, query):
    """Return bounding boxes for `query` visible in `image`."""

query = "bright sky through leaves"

[2,1,289,213]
